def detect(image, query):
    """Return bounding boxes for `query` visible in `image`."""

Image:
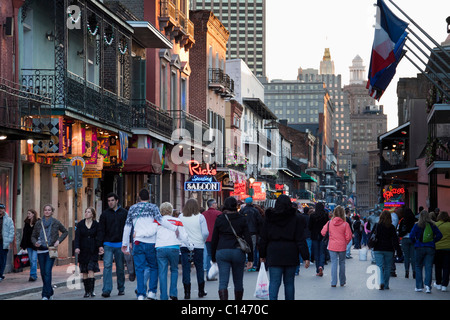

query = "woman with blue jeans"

[31,204,68,300]
[321,206,352,287]
[20,209,39,282]
[211,197,253,300]
[370,210,402,290]
[156,202,191,300]
[259,195,310,300]
[410,210,443,293]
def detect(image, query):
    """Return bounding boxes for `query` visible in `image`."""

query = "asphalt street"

[4,248,449,301]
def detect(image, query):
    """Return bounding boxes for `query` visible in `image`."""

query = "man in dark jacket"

[202,198,222,280]
[259,195,310,300]
[97,192,128,297]
[240,197,263,271]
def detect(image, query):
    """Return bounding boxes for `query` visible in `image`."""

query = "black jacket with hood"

[259,195,310,267]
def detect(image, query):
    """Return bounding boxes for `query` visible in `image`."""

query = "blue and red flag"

[367,0,408,101]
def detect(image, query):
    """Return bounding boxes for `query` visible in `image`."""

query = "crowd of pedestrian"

[1,195,450,300]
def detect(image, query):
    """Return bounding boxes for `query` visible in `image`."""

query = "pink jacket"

[321,217,352,252]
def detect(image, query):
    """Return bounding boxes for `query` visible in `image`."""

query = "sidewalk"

[0,260,109,300]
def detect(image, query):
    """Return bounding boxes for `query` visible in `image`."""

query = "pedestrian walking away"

[31,204,68,300]
[321,206,352,288]
[398,208,417,279]
[309,202,328,276]
[75,207,100,298]
[240,197,263,272]
[434,211,450,292]
[410,210,443,293]
[121,189,179,300]
[179,198,209,299]
[156,202,192,300]
[0,203,15,283]
[202,198,222,280]
[20,208,39,282]
[211,196,253,300]
[369,210,403,290]
[97,192,128,298]
[259,195,310,300]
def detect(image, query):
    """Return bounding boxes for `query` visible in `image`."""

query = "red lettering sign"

[188,160,217,176]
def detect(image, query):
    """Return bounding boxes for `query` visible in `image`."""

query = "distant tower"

[349,55,366,85]
[320,48,335,75]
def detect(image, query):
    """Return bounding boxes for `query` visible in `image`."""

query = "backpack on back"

[422,223,434,243]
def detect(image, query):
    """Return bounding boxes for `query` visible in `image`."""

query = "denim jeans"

[133,242,158,297]
[37,252,55,299]
[401,237,415,274]
[27,248,38,279]
[346,238,353,258]
[298,238,312,272]
[102,245,125,294]
[216,248,246,291]
[311,239,325,272]
[415,246,435,289]
[205,242,212,273]
[268,265,297,300]
[181,247,205,286]
[329,251,347,286]
[157,247,180,300]
[0,248,8,277]
[374,251,393,288]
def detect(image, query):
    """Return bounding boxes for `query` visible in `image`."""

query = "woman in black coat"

[259,195,310,300]
[211,197,253,300]
[75,207,100,298]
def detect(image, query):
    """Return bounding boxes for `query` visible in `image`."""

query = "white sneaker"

[415,288,423,292]
[147,291,157,300]
[434,282,442,290]
[442,286,447,292]
[137,295,145,300]
[425,286,431,293]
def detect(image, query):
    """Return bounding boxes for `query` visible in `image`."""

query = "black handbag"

[224,214,251,254]
[322,221,330,246]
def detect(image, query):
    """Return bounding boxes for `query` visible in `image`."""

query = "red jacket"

[202,208,222,242]
[321,217,352,252]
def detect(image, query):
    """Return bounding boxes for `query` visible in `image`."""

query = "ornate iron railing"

[132,100,173,138]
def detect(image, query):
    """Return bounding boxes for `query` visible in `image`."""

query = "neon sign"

[383,185,405,207]
[184,160,221,192]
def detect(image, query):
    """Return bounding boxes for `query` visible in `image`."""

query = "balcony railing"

[0,76,52,131]
[208,68,234,96]
[170,109,210,145]
[132,100,173,138]
[19,69,132,131]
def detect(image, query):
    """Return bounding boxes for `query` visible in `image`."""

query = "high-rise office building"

[191,0,266,77]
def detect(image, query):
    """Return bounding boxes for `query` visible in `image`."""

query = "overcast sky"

[266,0,449,130]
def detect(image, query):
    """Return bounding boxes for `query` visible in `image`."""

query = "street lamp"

[248,175,255,184]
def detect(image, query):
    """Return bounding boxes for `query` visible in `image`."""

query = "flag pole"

[403,54,450,101]
[405,39,450,81]
[387,0,450,60]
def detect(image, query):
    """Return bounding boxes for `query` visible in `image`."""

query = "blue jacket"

[410,223,443,248]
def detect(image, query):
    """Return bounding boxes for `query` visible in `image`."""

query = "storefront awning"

[295,172,318,183]
[122,148,162,174]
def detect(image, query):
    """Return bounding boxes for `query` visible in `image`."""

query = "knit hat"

[245,197,253,204]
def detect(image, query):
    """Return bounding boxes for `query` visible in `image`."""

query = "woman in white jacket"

[156,202,192,300]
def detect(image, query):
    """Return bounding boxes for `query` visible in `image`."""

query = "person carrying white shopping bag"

[254,262,269,300]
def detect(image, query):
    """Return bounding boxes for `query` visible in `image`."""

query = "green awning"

[295,172,318,183]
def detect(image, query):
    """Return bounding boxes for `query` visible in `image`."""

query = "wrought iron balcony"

[132,100,173,139]
[208,68,234,97]
[170,109,211,146]
[19,69,132,131]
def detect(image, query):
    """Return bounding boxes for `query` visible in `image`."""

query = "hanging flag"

[367,0,408,100]
[119,131,129,162]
